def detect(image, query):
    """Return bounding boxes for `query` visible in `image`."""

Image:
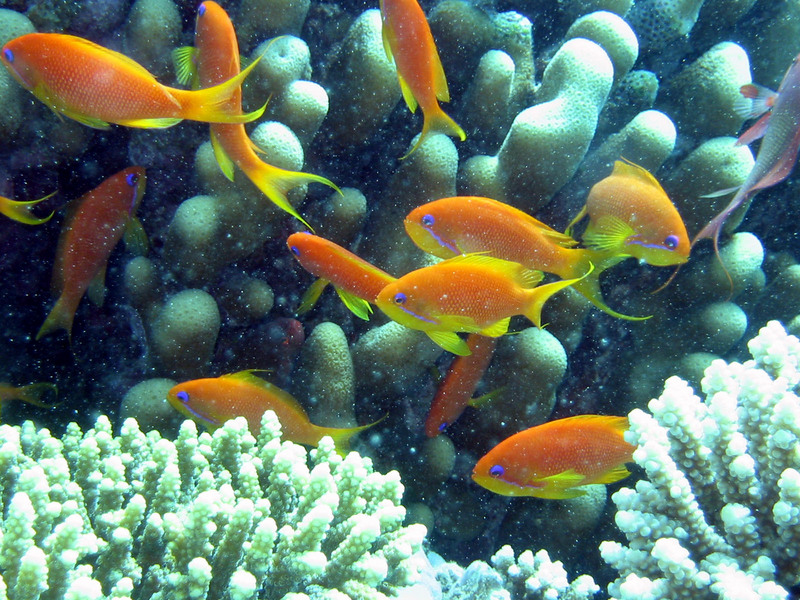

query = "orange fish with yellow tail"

[167,370,378,450]
[472,414,635,499]
[0,382,58,422]
[1,32,265,129]
[567,160,690,267]
[380,0,466,158]
[375,254,586,356]
[37,167,147,341]
[405,196,648,321]
[287,231,396,320]
[0,191,55,225]
[171,1,339,229]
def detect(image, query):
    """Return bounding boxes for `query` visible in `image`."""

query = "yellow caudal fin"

[318,414,385,453]
[523,266,594,328]
[570,250,651,321]
[170,51,266,124]
[0,192,56,225]
[402,105,466,160]
[242,161,340,230]
[36,296,76,341]
[15,383,59,409]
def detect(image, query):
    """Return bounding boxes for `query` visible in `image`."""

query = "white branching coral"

[0,411,426,600]
[600,320,800,599]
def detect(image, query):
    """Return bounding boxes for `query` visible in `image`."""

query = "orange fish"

[0,382,58,422]
[172,2,338,229]
[167,370,377,450]
[405,196,647,320]
[0,191,55,225]
[380,0,465,158]
[287,231,396,320]
[472,415,635,499]
[566,160,690,267]
[375,254,585,356]
[37,167,147,340]
[1,32,265,129]
[425,334,497,437]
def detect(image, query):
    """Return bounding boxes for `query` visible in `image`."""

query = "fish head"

[1,34,41,91]
[623,217,690,266]
[167,382,221,429]
[471,456,542,497]
[404,205,461,258]
[376,280,441,331]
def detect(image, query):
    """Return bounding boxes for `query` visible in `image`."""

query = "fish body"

[1,32,264,129]
[405,196,646,320]
[0,191,55,225]
[167,370,374,449]
[425,334,497,437]
[472,414,635,499]
[37,167,147,340]
[287,231,396,319]
[694,53,800,254]
[375,254,582,355]
[380,0,465,157]
[568,160,690,267]
[177,1,337,228]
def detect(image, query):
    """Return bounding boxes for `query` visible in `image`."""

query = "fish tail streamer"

[36,295,77,341]
[572,250,651,321]
[243,161,340,231]
[402,106,466,159]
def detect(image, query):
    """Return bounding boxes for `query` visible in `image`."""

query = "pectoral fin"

[427,331,470,356]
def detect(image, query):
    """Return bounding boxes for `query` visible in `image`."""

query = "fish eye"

[438,422,448,432]
[489,464,504,478]
[126,173,139,187]
[422,214,435,227]
[664,234,679,250]
[393,292,406,305]
[198,3,207,16]
[176,390,189,403]
[290,245,300,256]
[2,48,13,63]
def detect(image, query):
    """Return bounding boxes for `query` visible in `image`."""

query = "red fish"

[694,53,800,259]
[174,1,338,228]
[405,196,647,320]
[375,254,585,355]
[380,0,465,157]
[425,334,497,437]
[37,167,147,340]
[472,415,635,499]
[287,231,396,320]
[1,33,264,129]
[0,191,55,225]
[167,370,377,450]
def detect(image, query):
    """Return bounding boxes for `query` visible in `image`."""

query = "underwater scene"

[0,0,799,597]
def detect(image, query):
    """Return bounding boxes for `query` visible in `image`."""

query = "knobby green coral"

[0,412,426,600]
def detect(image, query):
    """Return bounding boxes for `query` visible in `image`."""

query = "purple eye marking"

[421,214,435,226]
[664,234,679,250]
[489,464,504,478]
[290,245,300,256]
[126,173,138,187]
[394,292,406,305]
[438,422,448,432]
[3,48,13,62]
[198,3,207,16]
[176,390,189,403]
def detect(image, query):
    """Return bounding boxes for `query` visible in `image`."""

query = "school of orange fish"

[1,0,799,500]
